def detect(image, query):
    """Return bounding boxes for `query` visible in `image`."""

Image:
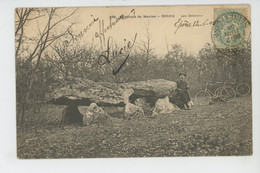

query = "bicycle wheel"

[220,87,236,102]
[195,90,211,105]
[236,83,250,96]
[214,87,222,96]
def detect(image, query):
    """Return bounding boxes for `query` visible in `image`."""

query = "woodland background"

[15,8,251,127]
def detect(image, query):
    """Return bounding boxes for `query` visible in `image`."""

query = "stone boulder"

[83,103,110,126]
[122,79,177,104]
[124,103,144,119]
[45,78,133,107]
[46,78,179,119]
[134,97,153,114]
[152,96,180,116]
[46,78,177,107]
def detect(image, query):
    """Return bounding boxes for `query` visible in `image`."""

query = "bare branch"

[27,14,45,21]
[15,8,34,35]
[47,9,77,32]
[22,8,76,66]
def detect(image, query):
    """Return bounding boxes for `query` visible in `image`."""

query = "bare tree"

[138,21,155,64]
[15,8,77,125]
[49,42,97,79]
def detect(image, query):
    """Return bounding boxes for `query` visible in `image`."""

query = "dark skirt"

[178,90,190,104]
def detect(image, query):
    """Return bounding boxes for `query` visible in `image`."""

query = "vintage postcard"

[16,5,252,158]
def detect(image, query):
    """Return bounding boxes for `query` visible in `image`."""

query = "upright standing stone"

[152,96,180,116]
[124,103,145,119]
[83,103,110,126]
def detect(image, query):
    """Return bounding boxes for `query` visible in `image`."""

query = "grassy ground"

[17,96,252,159]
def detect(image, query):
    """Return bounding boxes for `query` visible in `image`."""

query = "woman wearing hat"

[176,72,191,110]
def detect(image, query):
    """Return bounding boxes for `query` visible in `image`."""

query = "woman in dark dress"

[176,73,191,110]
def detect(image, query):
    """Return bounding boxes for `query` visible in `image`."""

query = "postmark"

[211,9,251,55]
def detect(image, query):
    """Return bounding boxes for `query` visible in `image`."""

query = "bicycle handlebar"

[205,81,214,86]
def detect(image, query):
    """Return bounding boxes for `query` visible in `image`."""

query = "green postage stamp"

[212,8,251,51]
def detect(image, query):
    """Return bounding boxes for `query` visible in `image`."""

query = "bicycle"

[195,81,233,105]
[235,83,251,96]
[217,81,251,97]
[214,81,236,101]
